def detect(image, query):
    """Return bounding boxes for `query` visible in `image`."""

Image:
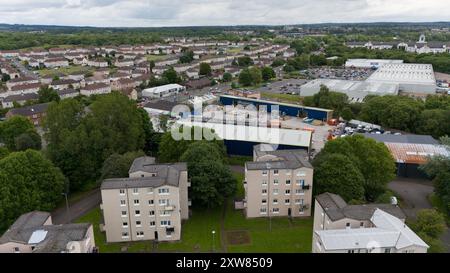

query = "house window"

[133,199,140,206]
[135,210,141,216]
[149,200,154,205]
[273,170,279,175]
[120,200,126,206]
[360,222,364,227]
[132,188,139,194]
[121,232,129,238]
[285,189,291,195]
[136,221,142,227]
[384,248,391,253]
[273,179,279,185]
[136,231,144,237]
[158,188,170,195]
[122,222,128,228]
[13,247,20,253]
[285,199,290,205]
[346,223,351,228]
[286,180,291,185]
[150,221,155,227]
[119,189,125,195]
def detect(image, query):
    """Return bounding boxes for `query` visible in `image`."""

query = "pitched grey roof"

[3,92,39,102]
[0,211,91,253]
[363,133,439,145]
[7,103,50,117]
[246,144,312,170]
[57,88,79,96]
[101,157,187,190]
[316,193,406,222]
[143,100,179,112]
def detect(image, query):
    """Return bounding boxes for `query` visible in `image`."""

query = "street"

[51,188,101,224]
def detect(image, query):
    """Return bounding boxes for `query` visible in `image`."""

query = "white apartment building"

[244,145,314,218]
[100,157,190,243]
[312,193,429,253]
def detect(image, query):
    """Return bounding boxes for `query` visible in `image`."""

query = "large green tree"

[0,150,65,231]
[0,116,41,151]
[38,86,60,103]
[261,66,276,82]
[315,135,396,201]
[100,151,146,180]
[313,153,365,202]
[199,63,212,76]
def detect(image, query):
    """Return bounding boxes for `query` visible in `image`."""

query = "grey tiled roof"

[7,102,50,116]
[3,92,39,102]
[246,144,312,170]
[101,157,187,190]
[316,193,406,222]
[0,211,91,253]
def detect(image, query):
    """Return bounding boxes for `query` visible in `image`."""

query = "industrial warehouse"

[300,60,437,101]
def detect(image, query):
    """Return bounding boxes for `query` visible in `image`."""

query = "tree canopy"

[0,116,41,151]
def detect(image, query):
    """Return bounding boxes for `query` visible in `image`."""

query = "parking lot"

[255,79,309,95]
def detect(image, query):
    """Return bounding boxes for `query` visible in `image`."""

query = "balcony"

[302,185,311,190]
[165,205,175,211]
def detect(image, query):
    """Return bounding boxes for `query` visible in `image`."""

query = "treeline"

[304,85,450,139]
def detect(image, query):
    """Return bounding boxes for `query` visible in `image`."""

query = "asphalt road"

[51,189,101,224]
[388,178,450,252]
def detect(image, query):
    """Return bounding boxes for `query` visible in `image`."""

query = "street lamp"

[62,192,71,224]
[212,230,216,252]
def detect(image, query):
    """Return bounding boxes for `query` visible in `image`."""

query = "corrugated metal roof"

[385,143,450,164]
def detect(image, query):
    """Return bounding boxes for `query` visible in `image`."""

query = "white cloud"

[0,0,448,27]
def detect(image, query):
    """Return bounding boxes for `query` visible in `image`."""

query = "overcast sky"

[0,0,448,27]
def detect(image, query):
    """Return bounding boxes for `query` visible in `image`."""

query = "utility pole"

[62,192,71,223]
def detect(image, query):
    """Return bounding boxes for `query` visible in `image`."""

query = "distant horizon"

[1,21,450,30]
[0,0,449,28]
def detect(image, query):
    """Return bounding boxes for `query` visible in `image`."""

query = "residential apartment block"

[0,211,95,253]
[312,193,428,253]
[244,145,313,218]
[100,157,190,243]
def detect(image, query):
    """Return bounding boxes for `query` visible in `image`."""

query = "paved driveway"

[388,178,433,219]
[51,189,101,224]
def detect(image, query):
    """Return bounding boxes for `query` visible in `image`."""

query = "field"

[260,92,303,104]
[37,65,94,77]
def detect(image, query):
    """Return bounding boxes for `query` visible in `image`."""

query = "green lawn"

[157,207,222,252]
[37,65,94,77]
[146,54,169,62]
[260,92,303,104]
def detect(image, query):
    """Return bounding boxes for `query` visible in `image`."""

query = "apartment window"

[136,231,144,237]
[285,199,290,205]
[148,200,154,206]
[286,180,291,185]
[286,171,291,176]
[260,207,267,214]
[121,232,129,238]
[121,211,127,217]
[160,210,171,217]
[158,188,170,195]
[296,179,305,186]
[158,199,169,206]
[360,222,364,228]
[272,208,279,213]
[13,247,20,253]
[150,221,155,227]
[262,189,267,195]
[136,221,142,227]
[295,189,305,195]
[295,199,301,204]
[384,248,391,253]
[273,189,279,195]
[135,210,141,216]
[147,188,153,194]
[348,250,355,253]
[297,171,306,177]
[273,179,279,185]
[273,169,279,175]
[262,180,268,186]
[285,189,291,195]
[149,210,155,216]
[119,189,125,195]
[161,220,171,227]
[132,188,139,194]
[122,222,128,228]
[133,199,140,206]
[346,223,351,228]
[262,199,267,204]
[273,199,278,204]
[120,200,126,206]
[262,170,268,176]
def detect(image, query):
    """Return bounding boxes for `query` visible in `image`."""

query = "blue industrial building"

[219,95,333,121]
